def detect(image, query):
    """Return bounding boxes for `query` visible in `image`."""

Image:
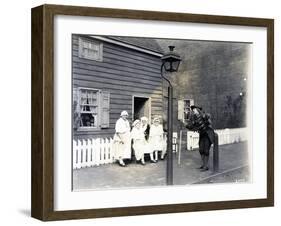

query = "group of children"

[113,111,166,167]
[114,106,214,171]
[130,116,166,165]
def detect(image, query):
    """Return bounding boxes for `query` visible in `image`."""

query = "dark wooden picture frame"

[31,4,274,221]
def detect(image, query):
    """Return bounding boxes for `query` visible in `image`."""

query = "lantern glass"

[163,59,181,72]
[161,46,181,72]
[163,61,171,72]
[172,60,180,72]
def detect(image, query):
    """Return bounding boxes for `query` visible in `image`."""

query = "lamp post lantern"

[161,46,181,185]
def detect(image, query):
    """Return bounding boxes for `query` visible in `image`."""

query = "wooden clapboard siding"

[72,56,160,74]
[73,80,162,95]
[73,48,161,71]
[73,63,161,83]
[72,37,161,63]
[73,68,161,84]
[73,72,162,88]
[73,34,163,139]
[72,56,161,78]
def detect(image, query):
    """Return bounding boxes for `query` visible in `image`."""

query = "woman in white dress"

[113,110,131,167]
[140,117,156,163]
[130,119,146,165]
[149,117,164,161]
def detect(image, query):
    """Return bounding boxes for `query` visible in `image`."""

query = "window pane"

[184,99,193,121]
[84,48,89,57]
[79,39,102,61]
[93,45,99,51]
[78,88,99,128]
[90,106,97,113]
[83,41,89,48]
[81,113,96,127]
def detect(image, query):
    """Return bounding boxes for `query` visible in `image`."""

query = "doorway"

[133,96,151,122]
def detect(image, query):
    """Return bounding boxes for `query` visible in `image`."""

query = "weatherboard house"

[72,35,165,140]
[72,34,249,142]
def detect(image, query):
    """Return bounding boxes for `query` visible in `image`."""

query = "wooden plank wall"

[72,35,163,139]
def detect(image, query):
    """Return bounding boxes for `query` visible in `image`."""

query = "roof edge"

[90,36,163,57]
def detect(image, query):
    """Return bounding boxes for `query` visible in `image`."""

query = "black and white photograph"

[29,2,274,222]
[72,34,251,190]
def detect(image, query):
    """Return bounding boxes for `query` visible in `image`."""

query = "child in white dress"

[130,119,146,165]
[140,117,156,163]
[149,117,165,161]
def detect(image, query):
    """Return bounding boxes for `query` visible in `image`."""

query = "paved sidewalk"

[73,141,249,190]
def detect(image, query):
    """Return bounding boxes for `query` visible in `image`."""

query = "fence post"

[86,139,92,168]
[100,138,105,164]
[73,140,77,170]
[187,132,193,151]
[213,132,219,172]
[95,138,101,166]
[178,130,182,165]
[92,138,96,166]
[81,139,87,168]
[104,138,110,164]
[88,139,95,167]
[110,138,114,163]
[76,139,82,169]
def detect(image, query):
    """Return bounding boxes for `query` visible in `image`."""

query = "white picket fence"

[186,127,247,150]
[73,138,114,169]
[73,133,179,169]
[73,128,247,169]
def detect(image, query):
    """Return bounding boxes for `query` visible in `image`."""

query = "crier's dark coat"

[200,127,215,144]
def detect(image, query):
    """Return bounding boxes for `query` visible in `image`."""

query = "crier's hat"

[190,105,202,111]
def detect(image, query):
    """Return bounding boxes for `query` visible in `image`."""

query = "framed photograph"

[31,4,274,221]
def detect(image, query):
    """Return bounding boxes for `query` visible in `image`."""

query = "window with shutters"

[178,99,194,122]
[78,37,103,61]
[74,87,110,130]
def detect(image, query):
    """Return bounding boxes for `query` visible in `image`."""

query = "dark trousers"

[199,132,212,156]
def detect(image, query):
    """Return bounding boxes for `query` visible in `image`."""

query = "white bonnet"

[120,110,129,116]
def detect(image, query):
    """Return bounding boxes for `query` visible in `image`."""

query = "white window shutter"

[178,100,184,120]
[73,88,80,129]
[73,87,79,113]
[78,38,83,58]
[100,91,110,128]
[73,88,78,102]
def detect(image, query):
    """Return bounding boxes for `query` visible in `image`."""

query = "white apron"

[131,127,151,159]
[113,132,131,159]
[149,124,164,151]
[113,118,131,159]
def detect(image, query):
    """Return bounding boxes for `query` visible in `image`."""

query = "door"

[133,96,150,121]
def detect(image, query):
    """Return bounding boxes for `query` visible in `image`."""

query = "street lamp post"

[161,46,181,185]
